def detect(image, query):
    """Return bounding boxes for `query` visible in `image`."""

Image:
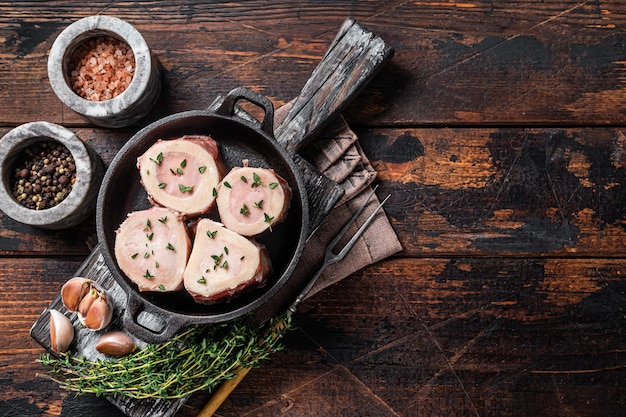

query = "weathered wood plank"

[1,1,626,126]
[2,126,625,258]
[359,127,626,257]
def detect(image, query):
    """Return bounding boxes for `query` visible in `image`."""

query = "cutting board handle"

[274,17,394,155]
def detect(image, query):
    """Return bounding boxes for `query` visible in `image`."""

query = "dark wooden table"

[2,2,626,416]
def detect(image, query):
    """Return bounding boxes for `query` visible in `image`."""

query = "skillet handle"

[122,291,184,344]
[214,87,275,138]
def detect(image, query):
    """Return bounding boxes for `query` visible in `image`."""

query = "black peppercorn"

[11,141,76,210]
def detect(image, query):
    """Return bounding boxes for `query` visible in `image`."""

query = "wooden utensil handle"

[197,367,251,417]
[275,17,394,155]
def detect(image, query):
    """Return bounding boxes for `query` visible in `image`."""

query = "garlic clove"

[95,331,137,356]
[59,276,114,331]
[81,293,113,331]
[61,277,91,312]
[77,287,98,318]
[49,309,74,354]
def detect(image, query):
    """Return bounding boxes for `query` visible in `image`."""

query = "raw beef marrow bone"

[216,164,291,236]
[137,135,225,217]
[183,219,272,304]
[114,207,192,293]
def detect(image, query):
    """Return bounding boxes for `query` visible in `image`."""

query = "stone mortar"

[47,15,161,128]
[0,121,104,229]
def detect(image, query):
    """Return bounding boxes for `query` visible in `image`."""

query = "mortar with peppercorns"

[0,121,104,229]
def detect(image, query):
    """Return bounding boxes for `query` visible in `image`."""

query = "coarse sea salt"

[69,36,135,101]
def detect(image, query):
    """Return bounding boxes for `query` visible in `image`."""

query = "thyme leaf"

[150,152,163,165]
[251,172,263,187]
[179,184,194,193]
[264,213,275,232]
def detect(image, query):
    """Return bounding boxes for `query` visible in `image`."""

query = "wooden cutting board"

[30,17,393,417]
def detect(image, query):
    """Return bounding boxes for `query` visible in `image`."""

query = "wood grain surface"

[1,1,625,417]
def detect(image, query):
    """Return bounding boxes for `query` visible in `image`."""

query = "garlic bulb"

[61,277,113,331]
[49,309,74,353]
[95,331,137,357]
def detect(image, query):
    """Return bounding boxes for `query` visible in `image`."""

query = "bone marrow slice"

[183,219,272,304]
[137,135,225,217]
[114,207,191,292]
[216,165,291,236]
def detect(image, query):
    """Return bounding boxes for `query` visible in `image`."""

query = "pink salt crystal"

[68,36,135,101]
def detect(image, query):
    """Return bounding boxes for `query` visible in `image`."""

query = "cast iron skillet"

[96,88,309,343]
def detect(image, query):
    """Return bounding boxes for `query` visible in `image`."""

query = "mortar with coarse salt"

[47,15,161,128]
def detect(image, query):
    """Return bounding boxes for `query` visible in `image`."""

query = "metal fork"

[287,185,391,316]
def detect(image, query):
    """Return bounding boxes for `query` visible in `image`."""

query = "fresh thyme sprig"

[37,314,293,399]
